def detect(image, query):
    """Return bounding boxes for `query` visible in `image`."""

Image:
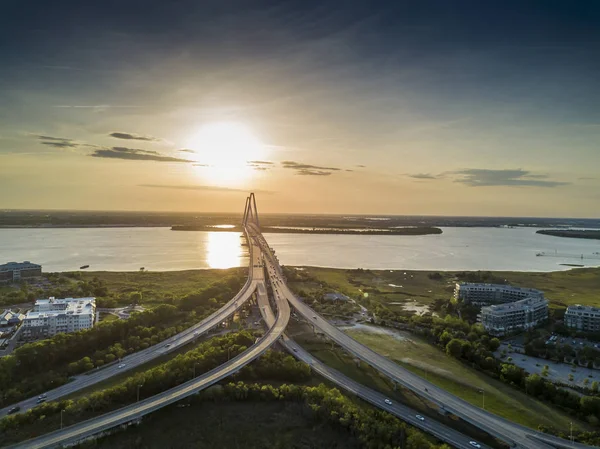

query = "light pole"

[193,362,198,379]
[570,421,573,444]
[60,409,65,429]
[137,384,143,403]
[227,347,232,361]
[479,389,485,410]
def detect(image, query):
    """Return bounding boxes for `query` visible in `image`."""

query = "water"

[0,227,599,272]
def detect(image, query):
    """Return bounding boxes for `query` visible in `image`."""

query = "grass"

[344,329,589,432]
[92,400,359,449]
[286,321,502,448]
[80,269,243,306]
[295,266,600,310]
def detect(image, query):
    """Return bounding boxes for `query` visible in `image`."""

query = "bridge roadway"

[255,273,492,449]
[9,263,290,448]
[0,230,262,419]
[249,224,594,449]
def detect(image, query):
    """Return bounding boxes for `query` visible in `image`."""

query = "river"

[0,227,599,272]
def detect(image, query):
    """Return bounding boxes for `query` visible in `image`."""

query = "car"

[118,363,126,368]
[193,331,199,336]
[313,315,317,319]
[415,414,425,421]
[165,343,172,348]
[8,406,20,414]
[384,398,392,405]
[292,348,298,352]
[469,442,481,448]
[36,398,46,404]
[41,393,47,398]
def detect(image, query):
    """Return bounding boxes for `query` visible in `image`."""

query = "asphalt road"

[250,223,594,449]
[257,272,492,449]
[0,230,262,419]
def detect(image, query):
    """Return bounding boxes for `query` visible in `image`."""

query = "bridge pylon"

[243,192,260,228]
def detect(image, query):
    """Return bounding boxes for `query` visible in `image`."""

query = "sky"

[1,0,599,217]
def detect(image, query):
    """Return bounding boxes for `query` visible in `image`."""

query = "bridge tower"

[243,192,260,228]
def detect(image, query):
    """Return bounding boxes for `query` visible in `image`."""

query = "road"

[256,272,492,449]
[0,230,262,419]
[9,231,291,449]
[250,223,594,449]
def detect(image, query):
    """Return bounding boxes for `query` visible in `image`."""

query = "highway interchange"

[5,195,596,449]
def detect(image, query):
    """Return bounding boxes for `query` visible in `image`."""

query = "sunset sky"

[1,0,599,217]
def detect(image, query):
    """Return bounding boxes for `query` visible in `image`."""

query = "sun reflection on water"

[206,232,243,269]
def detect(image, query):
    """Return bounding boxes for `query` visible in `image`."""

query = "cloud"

[193,163,208,167]
[345,169,354,172]
[178,149,196,153]
[406,173,439,180]
[356,165,366,168]
[448,169,569,187]
[30,134,81,149]
[282,161,341,171]
[579,177,596,181]
[109,132,160,141]
[248,160,274,165]
[297,169,333,176]
[139,184,272,194]
[90,147,191,162]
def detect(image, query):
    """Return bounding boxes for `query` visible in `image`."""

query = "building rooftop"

[0,261,41,272]
[566,304,600,313]
[27,297,96,319]
[483,296,547,313]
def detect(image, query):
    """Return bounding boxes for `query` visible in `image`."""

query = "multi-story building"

[454,283,544,306]
[564,305,600,333]
[21,297,96,340]
[0,261,42,284]
[480,296,548,336]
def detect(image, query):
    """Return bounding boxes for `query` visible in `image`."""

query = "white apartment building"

[480,296,548,336]
[564,305,600,333]
[21,297,96,340]
[454,283,544,305]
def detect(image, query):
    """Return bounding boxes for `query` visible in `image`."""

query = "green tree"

[446,339,464,358]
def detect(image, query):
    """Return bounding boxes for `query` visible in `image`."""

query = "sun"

[186,122,267,185]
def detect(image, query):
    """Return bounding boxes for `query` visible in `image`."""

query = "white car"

[415,415,425,421]
[118,364,126,368]
[384,398,392,405]
[469,442,481,448]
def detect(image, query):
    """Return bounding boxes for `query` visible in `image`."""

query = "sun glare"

[186,122,267,185]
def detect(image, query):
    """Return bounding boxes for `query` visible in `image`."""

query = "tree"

[446,339,464,358]
[592,381,599,393]
[130,292,142,305]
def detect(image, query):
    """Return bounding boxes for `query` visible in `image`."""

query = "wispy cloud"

[139,184,273,194]
[406,173,439,180]
[30,134,80,149]
[356,165,366,168]
[579,176,596,181]
[282,160,341,176]
[447,169,569,188]
[248,160,274,165]
[90,147,191,163]
[109,132,160,142]
[297,169,333,176]
[178,149,196,153]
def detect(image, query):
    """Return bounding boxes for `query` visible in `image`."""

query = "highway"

[0,230,261,419]
[9,233,291,449]
[250,223,595,449]
[256,272,492,449]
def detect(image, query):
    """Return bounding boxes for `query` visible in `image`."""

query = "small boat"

[80,265,90,269]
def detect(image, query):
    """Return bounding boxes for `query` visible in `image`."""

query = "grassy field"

[92,400,360,449]
[80,268,243,306]
[286,321,501,448]
[295,266,600,309]
[343,327,588,432]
